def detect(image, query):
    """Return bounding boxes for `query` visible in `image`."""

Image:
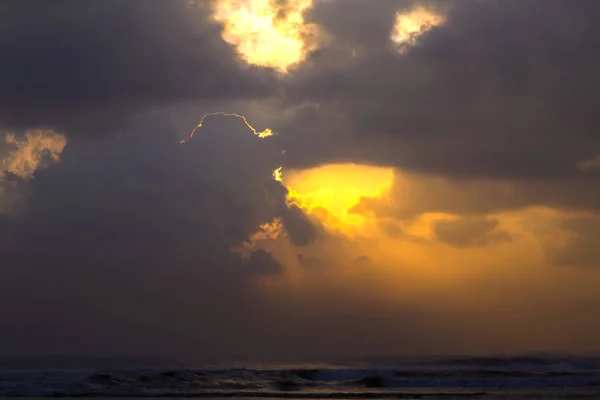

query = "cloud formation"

[0,112,310,358]
[0,0,275,136]
[282,0,600,183]
[3,0,600,362]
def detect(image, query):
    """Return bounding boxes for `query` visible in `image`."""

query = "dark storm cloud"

[282,0,600,182]
[434,217,511,248]
[0,113,306,358]
[0,0,274,136]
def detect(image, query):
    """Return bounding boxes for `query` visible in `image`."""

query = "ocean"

[0,356,599,399]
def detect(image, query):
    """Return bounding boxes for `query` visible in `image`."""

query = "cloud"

[353,170,600,219]
[281,0,600,184]
[211,0,322,73]
[279,204,318,246]
[1,130,66,180]
[4,0,600,363]
[434,217,512,247]
[246,249,284,275]
[2,114,600,360]
[0,112,313,358]
[0,129,66,214]
[0,0,275,137]
[379,220,403,238]
[297,253,323,268]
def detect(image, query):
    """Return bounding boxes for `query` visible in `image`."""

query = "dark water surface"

[0,356,599,398]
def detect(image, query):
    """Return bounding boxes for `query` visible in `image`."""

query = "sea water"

[0,356,599,398]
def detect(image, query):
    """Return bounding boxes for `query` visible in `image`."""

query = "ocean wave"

[1,359,600,397]
[2,390,490,398]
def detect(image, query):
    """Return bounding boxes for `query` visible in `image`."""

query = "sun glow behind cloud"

[391,5,446,48]
[182,112,396,237]
[211,0,320,73]
[283,164,395,233]
[178,112,583,311]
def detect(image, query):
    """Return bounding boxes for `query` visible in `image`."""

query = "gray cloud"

[0,0,275,137]
[0,113,310,359]
[281,0,600,183]
[1,115,600,360]
[279,204,318,246]
[4,0,600,363]
[246,250,284,275]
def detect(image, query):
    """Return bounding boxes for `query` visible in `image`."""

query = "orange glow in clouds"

[2,129,66,180]
[391,5,446,47]
[210,0,320,73]
[185,111,393,241]
[283,164,395,232]
[272,166,283,182]
[251,218,284,242]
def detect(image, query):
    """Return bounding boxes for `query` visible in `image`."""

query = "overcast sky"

[1,0,600,363]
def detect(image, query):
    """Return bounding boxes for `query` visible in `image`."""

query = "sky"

[1,0,600,363]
